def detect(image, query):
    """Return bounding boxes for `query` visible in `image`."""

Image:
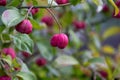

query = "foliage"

[0,0,120,80]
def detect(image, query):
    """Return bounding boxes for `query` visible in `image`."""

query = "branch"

[18,3,71,9]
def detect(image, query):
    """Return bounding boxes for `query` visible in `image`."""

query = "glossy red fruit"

[56,0,68,4]
[22,51,30,58]
[50,33,69,49]
[36,58,47,67]
[31,8,39,15]
[0,76,11,80]
[2,48,16,59]
[0,0,6,6]
[50,34,59,47]
[15,19,32,34]
[102,4,109,12]
[41,16,54,27]
[73,21,86,29]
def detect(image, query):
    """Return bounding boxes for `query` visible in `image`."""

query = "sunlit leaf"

[1,9,25,27]
[55,54,79,66]
[103,26,120,39]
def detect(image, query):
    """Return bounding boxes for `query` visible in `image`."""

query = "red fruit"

[115,0,120,7]
[41,16,54,27]
[36,58,47,67]
[22,51,30,58]
[31,8,39,15]
[102,4,109,12]
[0,0,6,6]
[73,21,86,29]
[2,48,16,59]
[15,19,32,34]
[99,71,108,78]
[50,33,69,49]
[56,0,68,4]
[50,34,59,47]
[0,76,11,80]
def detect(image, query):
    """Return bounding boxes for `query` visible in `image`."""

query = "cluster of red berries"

[0,0,69,50]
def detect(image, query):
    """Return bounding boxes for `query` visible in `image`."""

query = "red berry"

[0,0,6,6]
[102,4,109,12]
[50,34,59,47]
[2,48,16,59]
[115,0,120,7]
[41,16,54,27]
[56,0,68,4]
[99,71,108,78]
[22,51,30,58]
[73,21,86,29]
[112,11,120,18]
[15,19,32,34]
[31,8,39,15]
[36,58,47,67]
[50,33,69,49]
[0,76,11,80]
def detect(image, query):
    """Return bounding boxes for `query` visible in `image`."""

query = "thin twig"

[19,3,71,9]
[46,8,62,33]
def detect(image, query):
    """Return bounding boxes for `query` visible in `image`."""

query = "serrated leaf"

[16,72,37,80]
[55,54,79,66]
[2,55,12,66]
[11,34,33,54]
[1,9,25,27]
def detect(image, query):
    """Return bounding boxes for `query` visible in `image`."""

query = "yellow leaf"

[109,0,119,16]
[102,45,115,54]
[92,0,100,5]
[103,26,120,39]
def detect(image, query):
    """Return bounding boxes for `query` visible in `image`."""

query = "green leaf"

[55,54,79,67]
[1,9,25,27]
[11,34,33,54]
[92,0,103,6]
[29,18,46,30]
[70,0,85,5]
[0,34,11,43]
[69,30,81,48]
[16,72,37,80]
[88,57,104,63]
[36,0,48,6]
[7,0,21,7]
[0,26,6,33]
[37,43,53,61]
[2,55,12,66]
